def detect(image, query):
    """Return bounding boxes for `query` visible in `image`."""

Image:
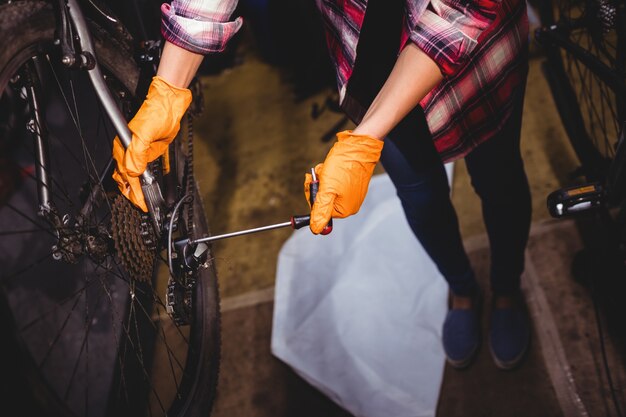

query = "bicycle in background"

[536,1,626,415]
[537,0,626,258]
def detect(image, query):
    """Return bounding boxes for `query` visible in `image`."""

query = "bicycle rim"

[0,3,219,417]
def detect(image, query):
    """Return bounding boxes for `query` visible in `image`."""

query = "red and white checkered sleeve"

[408,0,501,76]
[161,0,243,54]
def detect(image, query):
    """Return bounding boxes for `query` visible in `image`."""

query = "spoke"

[95,272,131,408]
[595,74,613,151]
[69,74,105,187]
[94,105,117,217]
[69,77,84,142]
[561,0,623,162]
[84,265,90,417]
[95,210,112,232]
[62,274,105,405]
[126,306,167,413]
[95,261,157,313]
[151,288,192,346]
[97,268,168,414]
[1,251,53,285]
[20,85,94,195]
[133,288,187,373]
[20,280,96,332]
[17,161,75,209]
[595,70,619,126]
[46,57,88,149]
[570,51,614,156]
[108,257,153,298]
[155,302,181,391]
[44,58,102,187]
[38,289,84,369]
[0,226,69,236]
[102,274,146,410]
[9,109,75,205]
[594,26,618,67]
[128,282,146,369]
[62,306,91,402]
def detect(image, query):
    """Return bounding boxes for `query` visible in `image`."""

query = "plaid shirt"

[161,0,243,53]
[417,0,528,161]
[162,0,528,162]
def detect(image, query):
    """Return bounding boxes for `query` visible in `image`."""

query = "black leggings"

[379,99,531,296]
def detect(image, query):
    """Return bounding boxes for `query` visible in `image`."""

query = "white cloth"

[271,172,451,417]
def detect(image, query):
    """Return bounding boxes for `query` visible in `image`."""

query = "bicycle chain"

[111,82,202,320]
[166,95,201,325]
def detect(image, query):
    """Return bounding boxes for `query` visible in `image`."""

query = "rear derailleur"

[164,195,211,326]
[166,237,210,326]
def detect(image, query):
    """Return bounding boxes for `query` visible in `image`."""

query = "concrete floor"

[192,21,626,417]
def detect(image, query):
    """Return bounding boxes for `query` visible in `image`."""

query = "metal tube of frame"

[65,0,166,230]
[64,0,155,185]
[26,62,52,211]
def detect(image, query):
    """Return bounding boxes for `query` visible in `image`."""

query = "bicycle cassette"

[111,195,157,282]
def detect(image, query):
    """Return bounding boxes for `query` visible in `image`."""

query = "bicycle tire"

[0,2,220,416]
[537,0,626,192]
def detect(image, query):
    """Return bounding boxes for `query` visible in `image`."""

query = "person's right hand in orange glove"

[305,131,384,234]
[304,43,444,234]
[112,75,192,212]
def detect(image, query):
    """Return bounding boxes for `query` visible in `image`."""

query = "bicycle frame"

[43,0,167,231]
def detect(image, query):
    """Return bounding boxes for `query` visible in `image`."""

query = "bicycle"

[536,0,626,253]
[0,0,221,416]
[535,1,626,414]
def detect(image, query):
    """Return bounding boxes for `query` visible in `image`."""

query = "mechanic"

[112,0,531,370]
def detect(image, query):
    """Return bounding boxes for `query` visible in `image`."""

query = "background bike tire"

[0,2,220,416]
[537,0,626,196]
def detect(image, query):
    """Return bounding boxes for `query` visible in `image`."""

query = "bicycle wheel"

[537,0,626,189]
[0,2,220,417]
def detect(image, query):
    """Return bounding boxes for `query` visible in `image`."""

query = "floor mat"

[272,174,449,417]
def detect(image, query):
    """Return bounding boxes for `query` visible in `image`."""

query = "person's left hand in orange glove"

[305,131,384,234]
[112,75,192,212]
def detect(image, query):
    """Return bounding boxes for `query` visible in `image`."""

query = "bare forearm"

[353,42,444,140]
[156,41,204,88]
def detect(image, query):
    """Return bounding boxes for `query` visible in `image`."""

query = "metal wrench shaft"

[178,167,332,247]
[188,214,312,245]
[191,221,292,244]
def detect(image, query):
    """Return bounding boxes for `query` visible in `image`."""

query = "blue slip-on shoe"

[489,297,530,370]
[442,293,481,369]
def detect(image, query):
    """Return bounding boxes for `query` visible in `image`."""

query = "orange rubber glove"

[112,76,192,211]
[304,131,384,234]
[112,137,147,211]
